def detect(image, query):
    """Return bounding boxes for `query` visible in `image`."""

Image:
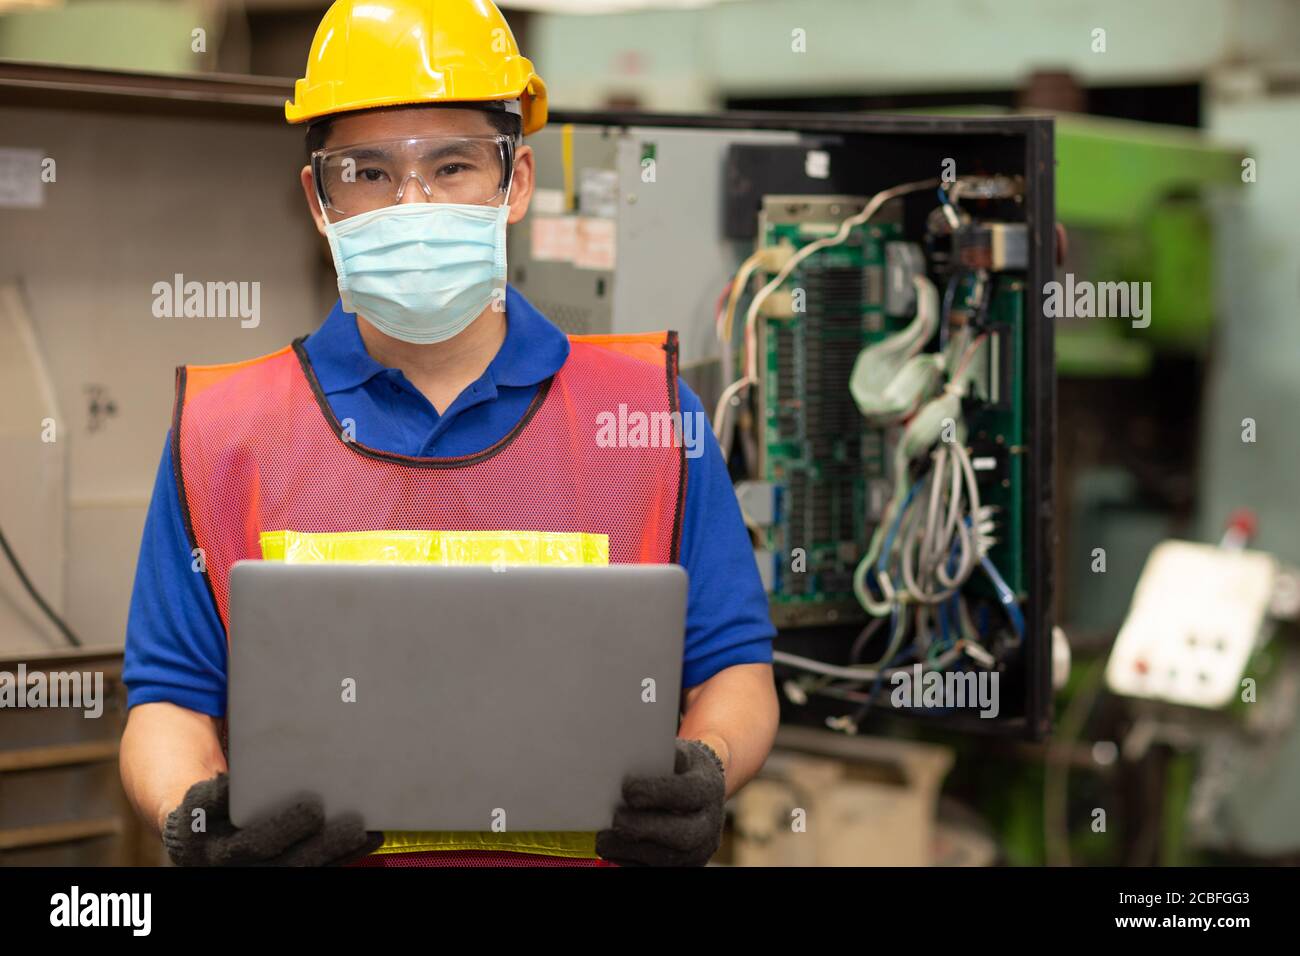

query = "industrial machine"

[1101,517,1300,858]
[509,111,1056,738]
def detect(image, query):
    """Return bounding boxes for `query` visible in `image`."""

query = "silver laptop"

[227,561,687,831]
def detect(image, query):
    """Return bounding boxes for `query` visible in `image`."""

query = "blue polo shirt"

[123,286,774,716]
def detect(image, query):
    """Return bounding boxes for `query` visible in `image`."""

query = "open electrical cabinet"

[509,109,1056,738]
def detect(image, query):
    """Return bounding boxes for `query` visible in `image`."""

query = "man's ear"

[506,144,535,226]
[300,165,328,237]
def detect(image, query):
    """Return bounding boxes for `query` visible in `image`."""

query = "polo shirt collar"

[307,284,570,396]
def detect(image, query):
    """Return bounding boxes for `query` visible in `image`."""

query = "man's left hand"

[595,738,726,866]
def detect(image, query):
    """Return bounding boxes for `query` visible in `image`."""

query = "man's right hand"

[162,773,384,867]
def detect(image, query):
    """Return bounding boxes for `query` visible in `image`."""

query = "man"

[119,0,777,867]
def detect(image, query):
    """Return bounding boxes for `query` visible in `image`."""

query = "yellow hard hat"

[285,0,548,135]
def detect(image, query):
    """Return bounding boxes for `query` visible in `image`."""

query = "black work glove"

[596,739,726,867]
[162,773,385,867]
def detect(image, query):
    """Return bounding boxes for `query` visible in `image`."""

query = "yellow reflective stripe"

[562,124,575,212]
[259,528,609,567]
[375,830,598,858]
[258,527,610,858]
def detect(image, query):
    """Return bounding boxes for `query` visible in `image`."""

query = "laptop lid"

[227,561,686,831]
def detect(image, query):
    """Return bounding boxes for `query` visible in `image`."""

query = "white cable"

[712,251,765,445]
[774,645,972,683]
[712,376,750,450]
[713,178,941,439]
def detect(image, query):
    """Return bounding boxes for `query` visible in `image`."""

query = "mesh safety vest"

[173,330,686,865]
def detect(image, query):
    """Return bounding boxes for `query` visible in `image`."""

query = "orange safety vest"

[173,330,686,865]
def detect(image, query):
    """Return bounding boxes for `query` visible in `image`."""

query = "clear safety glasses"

[312,134,515,218]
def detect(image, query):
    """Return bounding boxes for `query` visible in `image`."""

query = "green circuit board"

[962,273,1027,598]
[751,203,1028,627]
[757,214,901,623]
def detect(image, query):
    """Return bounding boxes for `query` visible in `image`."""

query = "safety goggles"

[312,134,516,218]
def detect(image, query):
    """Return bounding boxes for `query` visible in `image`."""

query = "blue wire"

[931,529,969,651]
[952,515,1026,645]
[946,595,960,650]
[878,478,925,575]
[980,552,1025,643]
[940,273,959,350]
[859,610,909,715]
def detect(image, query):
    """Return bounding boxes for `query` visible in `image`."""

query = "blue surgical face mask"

[323,198,510,345]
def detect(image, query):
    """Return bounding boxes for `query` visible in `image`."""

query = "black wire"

[940,270,960,348]
[973,269,997,328]
[848,615,888,665]
[0,524,82,647]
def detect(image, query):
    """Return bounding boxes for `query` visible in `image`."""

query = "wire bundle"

[719,177,1027,728]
